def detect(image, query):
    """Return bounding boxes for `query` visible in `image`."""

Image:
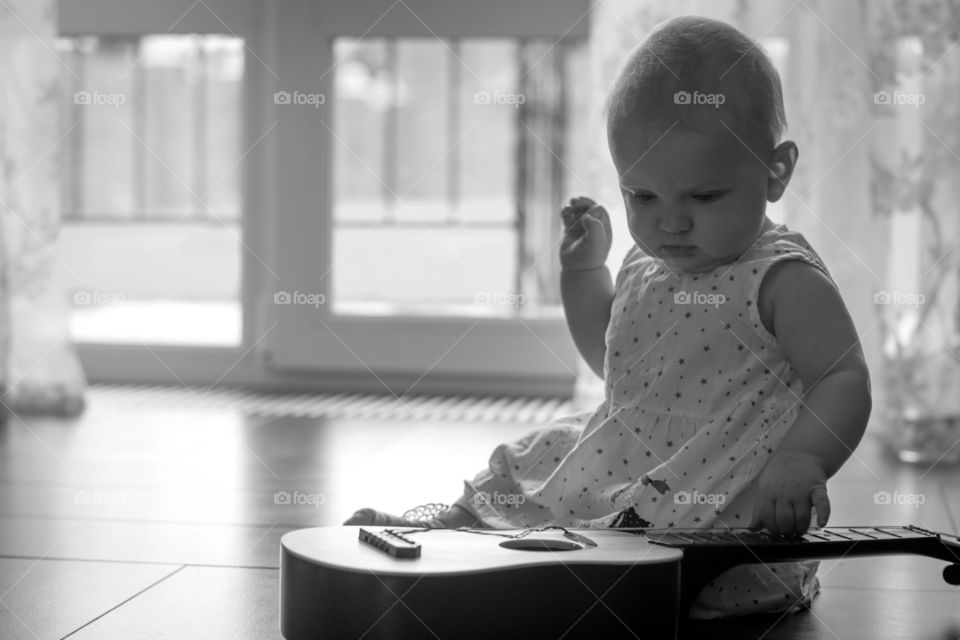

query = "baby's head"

[606,16,797,272]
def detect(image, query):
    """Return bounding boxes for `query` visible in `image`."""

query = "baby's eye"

[692,192,724,203]
[630,191,657,204]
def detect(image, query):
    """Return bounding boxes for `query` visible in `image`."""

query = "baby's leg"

[342,508,410,526]
[342,503,486,528]
[688,560,820,619]
[436,503,485,527]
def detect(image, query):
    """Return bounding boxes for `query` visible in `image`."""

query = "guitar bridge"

[359,527,422,559]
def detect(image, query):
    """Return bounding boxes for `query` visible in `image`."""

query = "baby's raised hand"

[748,451,831,537]
[560,196,612,271]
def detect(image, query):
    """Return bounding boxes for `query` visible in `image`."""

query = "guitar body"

[280,525,960,640]
[281,527,684,639]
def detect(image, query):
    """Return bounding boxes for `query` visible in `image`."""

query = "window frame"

[59,0,591,395]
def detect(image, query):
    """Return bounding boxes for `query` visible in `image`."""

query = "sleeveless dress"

[453,223,829,617]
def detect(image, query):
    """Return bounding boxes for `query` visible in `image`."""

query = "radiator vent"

[87,384,575,424]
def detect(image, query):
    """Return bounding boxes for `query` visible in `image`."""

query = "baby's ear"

[766,141,798,203]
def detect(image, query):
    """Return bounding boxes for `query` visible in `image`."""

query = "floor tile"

[0,517,296,568]
[67,566,281,640]
[0,557,178,640]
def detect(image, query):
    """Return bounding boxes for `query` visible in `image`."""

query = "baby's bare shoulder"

[758,259,864,384]
[757,259,838,337]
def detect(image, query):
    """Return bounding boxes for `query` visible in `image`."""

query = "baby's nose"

[658,208,692,233]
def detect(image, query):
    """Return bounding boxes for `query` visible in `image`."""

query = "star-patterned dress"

[454,223,829,617]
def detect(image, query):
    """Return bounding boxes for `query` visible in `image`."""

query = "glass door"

[56,33,245,347]
[264,0,590,388]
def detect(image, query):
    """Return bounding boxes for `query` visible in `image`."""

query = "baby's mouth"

[660,244,697,256]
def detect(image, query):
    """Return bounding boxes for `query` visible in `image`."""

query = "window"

[56,34,244,345]
[331,36,588,317]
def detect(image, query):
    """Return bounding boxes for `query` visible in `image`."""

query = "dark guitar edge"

[642,524,960,621]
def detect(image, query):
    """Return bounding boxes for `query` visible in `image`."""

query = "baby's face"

[610,120,774,273]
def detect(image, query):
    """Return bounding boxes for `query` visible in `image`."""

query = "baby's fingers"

[561,197,598,227]
[581,207,613,246]
[568,195,597,209]
[811,486,830,528]
[748,500,774,533]
[584,204,611,235]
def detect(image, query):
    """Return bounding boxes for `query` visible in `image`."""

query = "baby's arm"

[560,197,615,378]
[749,260,872,536]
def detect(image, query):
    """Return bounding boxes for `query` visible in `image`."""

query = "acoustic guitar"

[280,524,960,640]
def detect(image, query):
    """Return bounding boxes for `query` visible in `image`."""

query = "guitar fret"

[823,529,853,540]
[803,532,830,542]
[664,533,697,543]
[847,528,878,539]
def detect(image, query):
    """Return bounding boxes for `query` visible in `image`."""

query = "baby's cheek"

[625,214,651,245]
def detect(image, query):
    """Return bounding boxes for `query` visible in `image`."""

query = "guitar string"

[385,525,586,541]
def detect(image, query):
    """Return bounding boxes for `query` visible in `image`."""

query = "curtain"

[868,0,960,460]
[577,0,888,416]
[0,0,86,415]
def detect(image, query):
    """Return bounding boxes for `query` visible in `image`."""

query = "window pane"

[56,35,244,345]
[331,36,586,317]
[457,40,515,225]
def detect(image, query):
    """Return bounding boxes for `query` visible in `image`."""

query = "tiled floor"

[1,394,959,639]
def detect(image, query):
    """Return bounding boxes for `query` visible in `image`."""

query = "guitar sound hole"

[499,538,582,551]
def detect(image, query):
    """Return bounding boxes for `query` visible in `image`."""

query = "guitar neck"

[640,525,960,619]
[644,525,960,564]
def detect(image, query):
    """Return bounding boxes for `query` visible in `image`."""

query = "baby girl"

[346,15,872,618]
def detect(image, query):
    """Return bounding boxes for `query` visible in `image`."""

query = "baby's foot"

[342,508,412,526]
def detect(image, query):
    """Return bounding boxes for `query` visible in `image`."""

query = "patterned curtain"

[868,0,960,461]
[0,0,86,415]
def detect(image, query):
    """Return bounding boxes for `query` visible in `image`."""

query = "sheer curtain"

[575,1,889,421]
[0,0,86,415]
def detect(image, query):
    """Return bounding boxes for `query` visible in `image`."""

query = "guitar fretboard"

[646,525,941,548]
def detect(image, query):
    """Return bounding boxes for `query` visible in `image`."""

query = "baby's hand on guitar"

[748,451,831,537]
